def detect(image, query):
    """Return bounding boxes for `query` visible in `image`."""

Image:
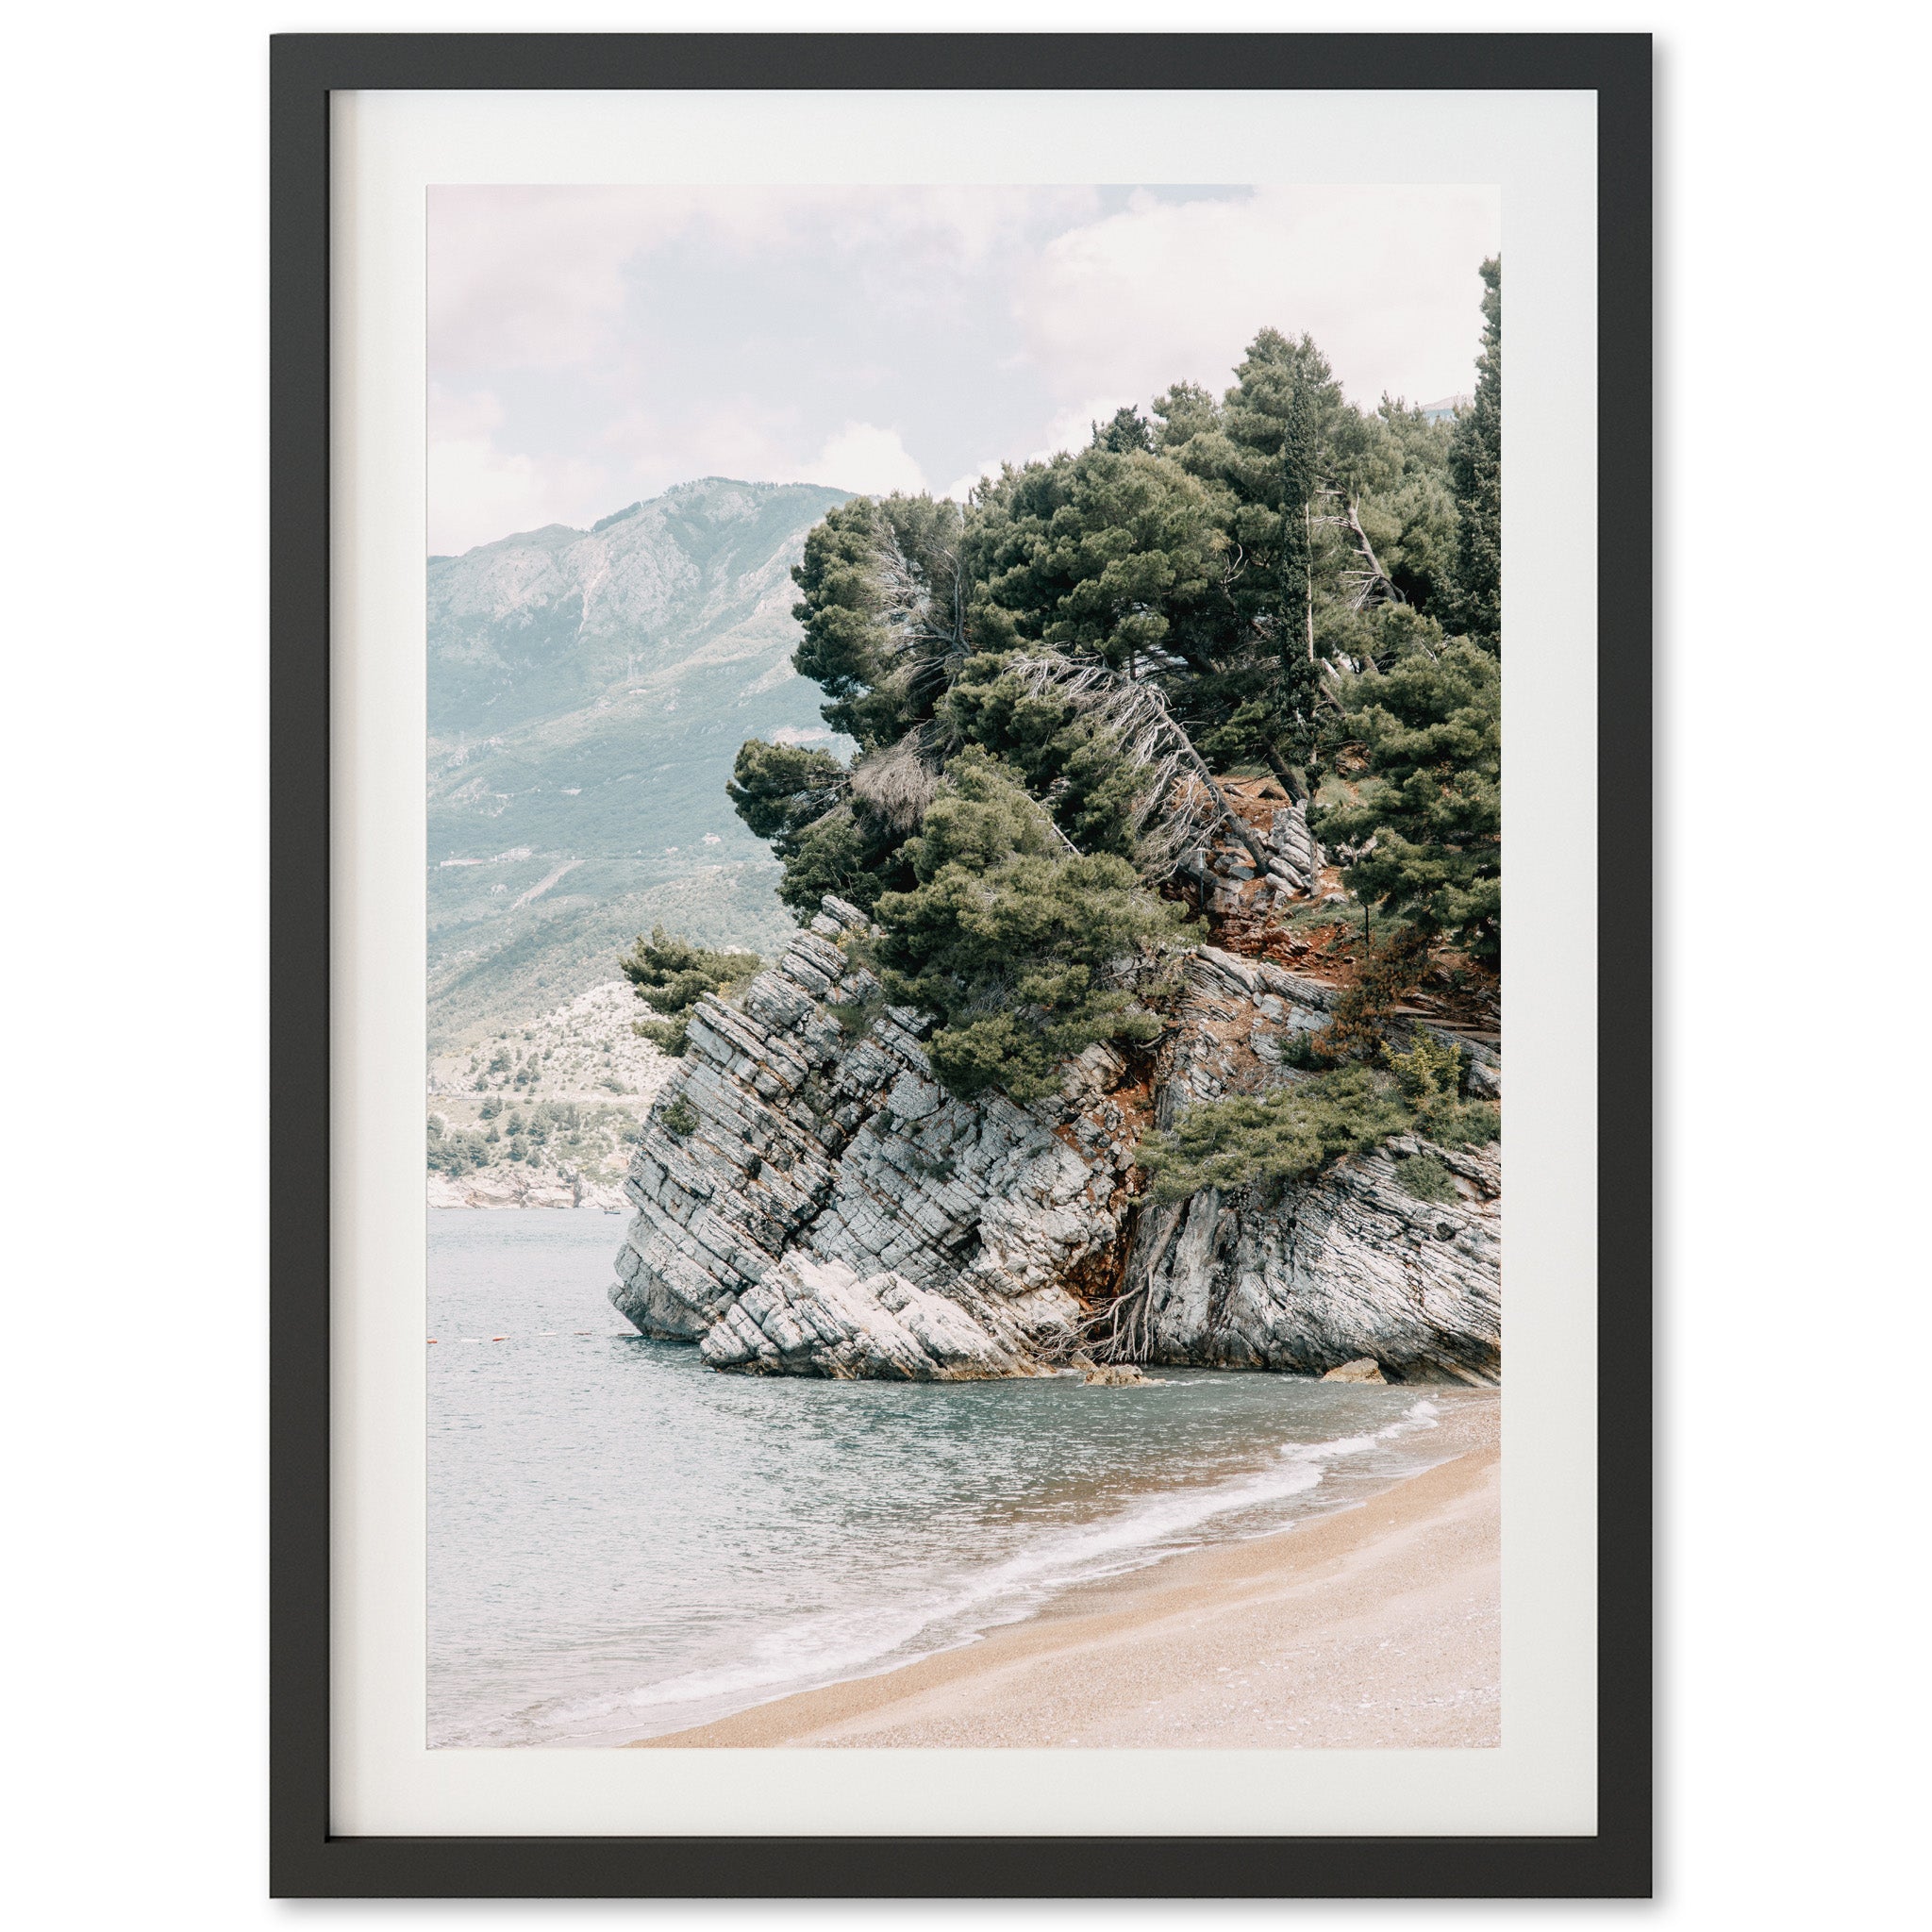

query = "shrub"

[870,750,1195,1102]
[1137,1066,1409,1204]
[825,990,885,1038]
[1280,1024,1336,1072]
[1389,1026,1463,1100]
[1395,1150,1457,1203]
[660,1093,699,1138]
[621,926,761,1057]
[1385,1031,1499,1148]
[1136,1041,1497,1206]
[1311,923,1429,1062]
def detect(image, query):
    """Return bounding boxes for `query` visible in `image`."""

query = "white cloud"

[941,458,1008,504]
[591,395,805,495]
[428,383,505,440]
[429,184,1104,378]
[801,422,927,497]
[426,185,1504,548]
[935,401,1139,499]
[427,436,608,556]
[429,188,682,375]
[1011,185,1502,416]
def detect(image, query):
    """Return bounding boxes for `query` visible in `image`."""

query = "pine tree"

[1278,373,1318,668]
[1313,641,1502,961]
[1091,405,1154,454]
[1447,258,1502,652]
[619,927,762,1056]
[789,493,966,750]
[1271,372,1324,797]
[724,739,845,846]
[869,751,1195,1101]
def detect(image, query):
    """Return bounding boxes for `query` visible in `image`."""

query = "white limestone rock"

[1323,1357,1389,1384]
[698,1254,1034,1379]
[610,901,1132,1371]
[1119,1138,1501,1384]
[611,900,1502,1384]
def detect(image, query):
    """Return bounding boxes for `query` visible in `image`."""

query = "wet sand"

[637,1398,1499,1750]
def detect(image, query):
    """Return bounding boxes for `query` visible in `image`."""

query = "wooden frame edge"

[270,29,1653,1898]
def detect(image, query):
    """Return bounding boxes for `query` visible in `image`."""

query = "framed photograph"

[273,30,1651,1898]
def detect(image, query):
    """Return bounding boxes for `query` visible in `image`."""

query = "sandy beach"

[637,1396,1499,1750]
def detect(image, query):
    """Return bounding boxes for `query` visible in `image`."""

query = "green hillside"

[426,477,852,1049]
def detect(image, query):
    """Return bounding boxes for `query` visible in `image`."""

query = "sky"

[427,183,1501,558]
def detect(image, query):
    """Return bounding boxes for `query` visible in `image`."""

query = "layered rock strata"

[1180,795,1328,916]
[611,898,1138,1377]
[1110,1137,1501,1383]
[611,899,1501,1383]
[1092,942,1501,1384]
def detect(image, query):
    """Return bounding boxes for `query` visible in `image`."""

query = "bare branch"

[1338,494,1407,615]
[1004,652,1274,874]
[848,732,943,833]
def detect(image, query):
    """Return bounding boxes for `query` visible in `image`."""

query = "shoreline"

[634,1397,1499,1750]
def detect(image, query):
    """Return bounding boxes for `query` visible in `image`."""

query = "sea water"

[428,1208,1482,1747]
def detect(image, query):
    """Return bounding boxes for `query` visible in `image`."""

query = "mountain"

[427,477,853,1048]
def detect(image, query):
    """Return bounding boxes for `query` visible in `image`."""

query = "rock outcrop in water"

[612,896,1501,1384]
[611,898,1132,1377]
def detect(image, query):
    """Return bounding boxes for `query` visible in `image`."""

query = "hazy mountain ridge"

[428,475,850,738]
[427,477,852,1049]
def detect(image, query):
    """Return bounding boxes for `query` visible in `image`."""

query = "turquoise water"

[427,1208,1478,1747]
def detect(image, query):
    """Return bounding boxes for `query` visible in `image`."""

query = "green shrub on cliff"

[620,925,762,1056]
[1386,1030,1498,1146]
[1395,1150,1458,1203]
[870,751,1195,1102]
[1136,1036,1497,1206]
[1136,1067,1410,1204]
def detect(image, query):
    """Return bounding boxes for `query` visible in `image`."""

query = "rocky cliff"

[611,898,1501,1384]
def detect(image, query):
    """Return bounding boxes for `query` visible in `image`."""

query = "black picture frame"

[272,29,1651,1899]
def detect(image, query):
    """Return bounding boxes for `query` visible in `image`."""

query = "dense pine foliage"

[713,259,1504,1113]
[867,751,1195,1102]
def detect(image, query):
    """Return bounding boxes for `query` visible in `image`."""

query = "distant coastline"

[427,979,665,1211]
[428,1176,629,1212]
